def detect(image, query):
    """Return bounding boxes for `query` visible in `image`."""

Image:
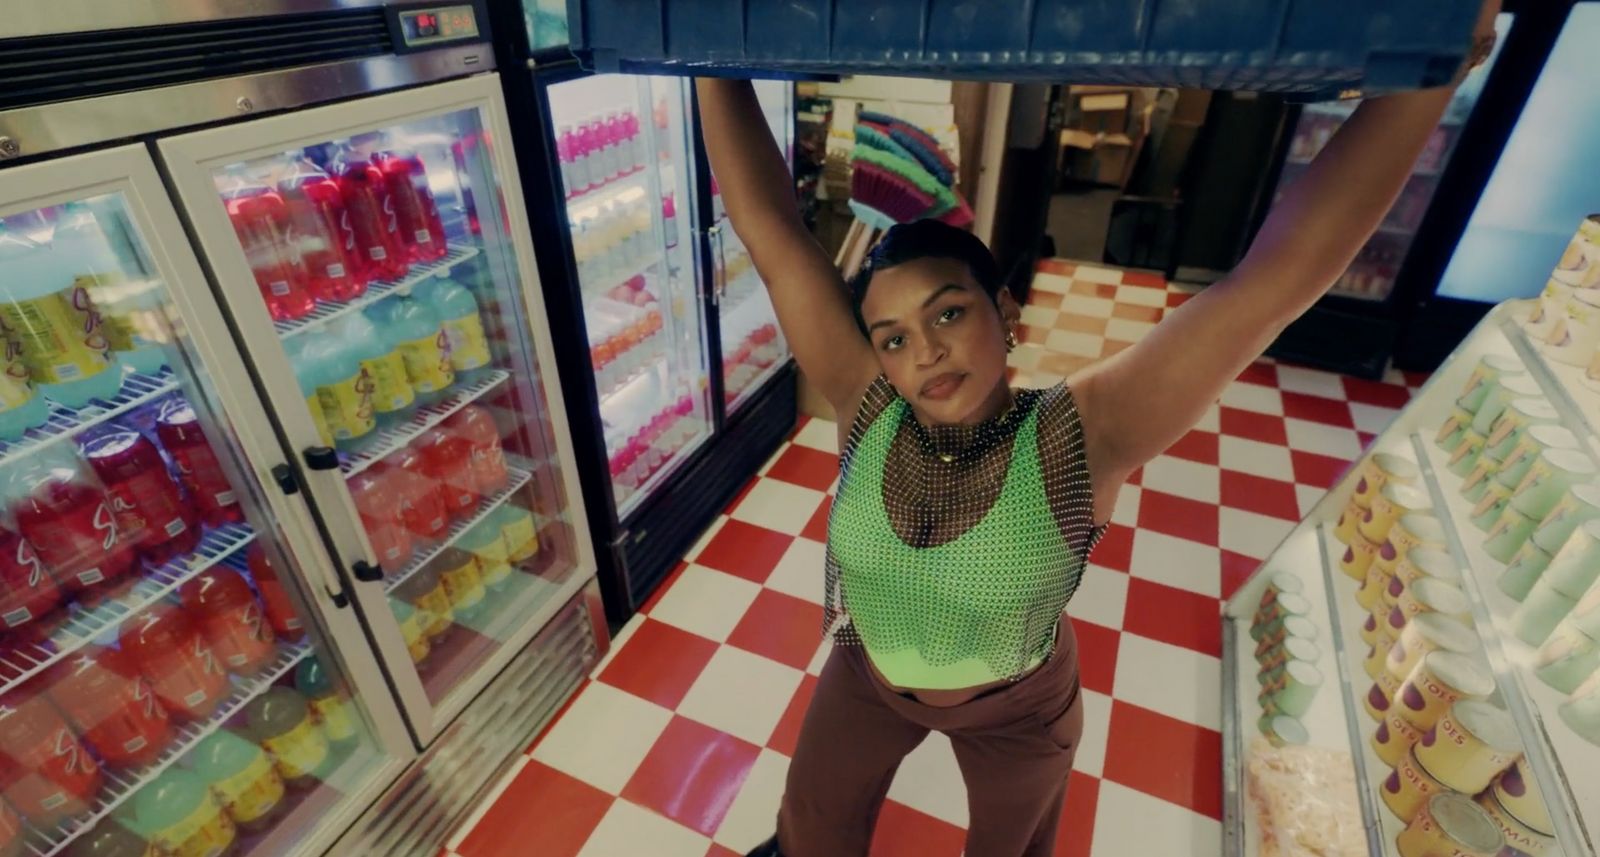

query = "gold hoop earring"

[1005,329,1019,351]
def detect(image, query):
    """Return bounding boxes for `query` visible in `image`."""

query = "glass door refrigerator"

[0,144,413,856]
[490,5,800,625]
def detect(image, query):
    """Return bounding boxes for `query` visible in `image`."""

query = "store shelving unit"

[340,369,512,477]
[273,245,482,339]
[0,368,180,460]
[382,464,535,595]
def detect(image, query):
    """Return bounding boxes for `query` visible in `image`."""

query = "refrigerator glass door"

[546,73,715,517]
[156,77,593,739]
[0,146,409,857]
[1273,13,1512,301]
[712,80,795,415]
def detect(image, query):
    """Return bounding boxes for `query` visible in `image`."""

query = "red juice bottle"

[335,154,409,282]
[5,446,137,599]
[246,546,305,643]
[0,683,101,828]
[45,645,173,769]
[414,430,478,521]
[349,469,411,573]
[445,404,508,496]
[375,149,447,263]
[0,524,62,635]
[385,451,451,543]
[154,398,244,528]
[180,567,277,676]
[218,177,315,321]
[118,603,229,722]
[81,426,199,567]
[278,157,369,303]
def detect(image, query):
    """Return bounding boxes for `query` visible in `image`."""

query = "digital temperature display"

[398,5,479,46]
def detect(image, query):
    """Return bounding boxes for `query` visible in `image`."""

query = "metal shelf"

[581,251,662,298]
[0,523,256,700]
[274,245,483,340]
[0,369,179,466]
[32,640,311,857]
[382,466,534,595]
[566,169,652,220]
[339,369,511,477]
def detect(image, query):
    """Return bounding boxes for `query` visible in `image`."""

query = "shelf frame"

[381,465,534,595]
[273,245,483,340]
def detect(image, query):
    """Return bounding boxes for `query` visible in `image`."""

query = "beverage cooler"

[0,3,603,855]
[490,2,798,625]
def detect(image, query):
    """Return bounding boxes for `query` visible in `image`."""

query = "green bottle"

[186,729,285,833]
[133,769,236,857]
[244,687,330,790]
[295,656,360,755]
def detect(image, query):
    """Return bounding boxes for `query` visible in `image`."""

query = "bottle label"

[263,713,330,782]
[441,314,490,372]
[397,331,455,393]
[310,695,359,745]
[306,394,334,447]
[314,371,375,440]
[368,246,388,262]
[0,286,113,385]
[151,790,236,857]
[501,510,539,562]
[440,555,485,613]
[211,748,285,824]
[415,229,432,244]
[364,350,414,413]
[325,263,347,279]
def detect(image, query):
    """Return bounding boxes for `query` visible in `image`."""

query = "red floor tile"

[1120,270,1167,289]
[1219,406,1288,446]
[765,445,840,493]
[1165,429,1220,466]
[598,619,720,709]
[1070,281,1121,300]
[1359,431,1378,450]
[868,800,967,857]
[1037,259,1077,276]
[801,496,832,543]
[1103,701,1223,820]
[1290,449,1353,489]
[1055,771,1101,857]
[1166,291,1194,309]
[1281,391,1354,429]
[1031,291,1064,310]
[1136,489,1220,547]
[1111,302,1164,323]
[787,415,811,440]
[1219,471,1301,522]
[1122,578,1222,657]
[1343,376,1412,409]
[695,519,796,583]
[1236,362,1278,388]
[1089,523,1133,573]
[1125,465,1142,486]
[1402,370,1432,389]
[768,672,818,758]
[621,716,761,838]
[1021,323,1053,345]
[707,846,744,857]
[1070,618,1121,695]
[1220,550,1263,601]
[727,589,826,671]
[457,761,613,857]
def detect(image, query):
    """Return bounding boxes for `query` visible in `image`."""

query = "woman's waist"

[857,613,1077,707]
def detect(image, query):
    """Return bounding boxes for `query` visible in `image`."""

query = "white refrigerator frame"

[155,73,599,744]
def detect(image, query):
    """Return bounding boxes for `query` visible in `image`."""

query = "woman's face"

[859,256,1020,426]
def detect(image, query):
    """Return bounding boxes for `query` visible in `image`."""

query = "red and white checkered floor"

[444,261,1427,857]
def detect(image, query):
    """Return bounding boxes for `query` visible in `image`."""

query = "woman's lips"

[920,372,966,400]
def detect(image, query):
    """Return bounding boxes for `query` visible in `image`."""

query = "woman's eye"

[882,335,904,351]
[937,306,964,324]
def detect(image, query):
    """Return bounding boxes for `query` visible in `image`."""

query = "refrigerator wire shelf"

[340,369,512,477]
[566,168,651,216]
[274,244,483,339]
[582,250,663,298]
[28,640,312,857]
[0,368,180,466]
[382,465,534,596]
[0,523,256,700]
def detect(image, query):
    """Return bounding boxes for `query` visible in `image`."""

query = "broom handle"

[835,219,864,270]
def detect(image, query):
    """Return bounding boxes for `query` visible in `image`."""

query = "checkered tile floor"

[443,261,1427,857]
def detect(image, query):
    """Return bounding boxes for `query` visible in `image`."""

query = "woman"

[698,7,1498,855]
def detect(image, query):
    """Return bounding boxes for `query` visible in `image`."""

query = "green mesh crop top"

[824,375,1103,690]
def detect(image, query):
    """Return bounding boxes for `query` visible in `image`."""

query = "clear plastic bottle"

[56,203,169,376]
[367,295,454,407]
[244,687,330,790]
[415,277,492,385]
[287,334,375,452]
[335,312,414,427]
[0,223,123,409]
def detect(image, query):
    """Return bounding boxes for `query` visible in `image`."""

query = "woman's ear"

[995,288,1022,328]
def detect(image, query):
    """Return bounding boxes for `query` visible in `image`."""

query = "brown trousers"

[777,620,1083,857]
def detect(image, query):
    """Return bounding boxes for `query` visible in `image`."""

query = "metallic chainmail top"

[824,375,1105,689]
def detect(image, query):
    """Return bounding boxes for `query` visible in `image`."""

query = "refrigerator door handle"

[303,445,341,471]
[351,560,384,583]
[709,224,728,304]
[271,463,301,495]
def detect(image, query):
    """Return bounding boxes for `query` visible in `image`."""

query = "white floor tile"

[1349,401,1402,436]
[1104,318,1157,343]
[684,515,728,563]
[1219,507,1297,561]
[1009,342,1046,371]
[888,733,968,827]
[1139,456,1221,504]
[791,418,839,454]
[1284,417,1363,460]
[730,479,828,536]
[648,564,762,642]
[1218,435,1296,482]
[1219,381,1284,416]
[1129,530,1221,598]
[714,749,790,850]
[1045,329,1107,358]
[1061,294,1116,319]
[1112,634,1222,731]
[589,614,645,679]
[1111,484,1141,527]
[1032,273,1072,294]
[677,646,805,746]
[1275,364,1347,400]
[1091,781,1221,857]
[1065,564,1129,630]
[532,683,673,793]
[1115,284,1169,308]
[1297,484,1330,519]
[1073,265,1123,285]
[1072,689,1113,778]
[1020,304,1060,327]
[764,537,827,605]
[577,799,712,857]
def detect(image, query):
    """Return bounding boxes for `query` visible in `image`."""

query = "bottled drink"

[294,657,359,755]
[132,768,236,856]
[349,468,411,573]
[0,314,47,443]
[375,149,447,263]
[450,133,482,238]
[446,404,508,497]
[243,688,329,790]
[0,524,62,635]
[154,398,245,528]
[368,296,453,407]
[218,177,315,321]
[179,567,277,676]
[381,451,450,544]
[278,156,369,303]
[389,599,430,665]
[0,225,122,410]
[415,277,491,384]
[435,546,487,625]
[557,125,578,198]
[575,120,598,193]
[45,645,173,769]
[55,203,168,376]
[186,729,285,833]
[118,602,229,722]
[65,818,149,857]
[394,562,453,644]
[335,313,413,427]
[245,545,305,642]
[604,112,626,181]
[662,194,679,250]
[334,154,408,282]
[625,109,647,174]
[81,425,200,566]
[0,684,102,828]
[414,429,478,521]
[284,338,335,449]
[458,521,512,593]
[495,503,541,563]
[288,335,375,452]
[5,445,137,598]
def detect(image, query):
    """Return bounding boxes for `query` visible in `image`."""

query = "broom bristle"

[888,126,955,187]
[850,161,936,229]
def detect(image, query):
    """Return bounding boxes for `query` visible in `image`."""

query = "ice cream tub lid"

[1428,652,1496,699]
[1410,612,1480,654]
[1427,793,1506,854]
[1407,548,1464,584]
[1451,699,1523,755]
